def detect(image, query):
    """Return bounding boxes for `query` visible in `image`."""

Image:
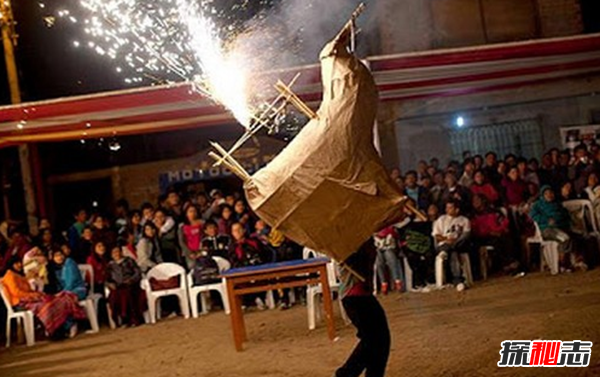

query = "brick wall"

[536,0,583,37]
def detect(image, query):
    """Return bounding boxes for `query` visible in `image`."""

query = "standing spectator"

[114,199,129,237]
[165,189,183,221]
[128,210,143,245]
[86,241,108,294]
[483,152,502,187]
[154,208,180,265]
[136,222,163,273]
[458,159,475,188]
[517,158,540,187]
[217,204,235,236]
[178,205,204,269]
[37,228,59,259]
[91,214,116,251]
[1,228,32,273]
[430,171,446,209]
[233,200,252,232]
[68,208,88,251]
[473,155,484,170]
[404,171,430,210]
[502,167,529,208]
[140,203,155,227]
[432,201,472,291]
[373,226,403,294]
[416,160,428,182]
[73,226,94,264]
[441,173,471,214]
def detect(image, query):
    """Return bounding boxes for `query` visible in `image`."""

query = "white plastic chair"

[526,222,559,275]
[78,264,103,315]
[142,263,190,324]
[304,248,348,330]
[563,199,600,250]
[435,250,473,288]
[1,283,35,347]
[187,256,231,317]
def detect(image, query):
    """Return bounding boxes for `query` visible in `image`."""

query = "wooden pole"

[1,0,38,233]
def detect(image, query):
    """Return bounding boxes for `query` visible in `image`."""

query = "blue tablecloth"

[222,257,330,276]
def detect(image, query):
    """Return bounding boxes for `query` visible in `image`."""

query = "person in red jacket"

[86,241,108,294]
[470,194,518,274]
[471,170,500,205]
[501,167,529,208]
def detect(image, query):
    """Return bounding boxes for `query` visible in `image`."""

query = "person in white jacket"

[432,200,471,291]
[136,222,163,273]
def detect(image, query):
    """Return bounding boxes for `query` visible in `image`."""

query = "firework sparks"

[48,0,267,127]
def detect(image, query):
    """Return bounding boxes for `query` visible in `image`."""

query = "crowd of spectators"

[1,143,599,342]
[377,145,599,294]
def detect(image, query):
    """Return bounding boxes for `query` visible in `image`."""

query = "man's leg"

[449,250,463,285]
[382,249,404,291]
[336,296,391,377]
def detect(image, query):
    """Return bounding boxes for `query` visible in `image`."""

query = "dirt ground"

[1,270,599,377]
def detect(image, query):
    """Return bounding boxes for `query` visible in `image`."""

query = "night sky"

[1,0,282,106]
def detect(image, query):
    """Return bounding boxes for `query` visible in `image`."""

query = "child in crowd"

[106,246,145,327]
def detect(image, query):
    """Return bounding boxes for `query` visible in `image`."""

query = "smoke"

[228,0,377,100]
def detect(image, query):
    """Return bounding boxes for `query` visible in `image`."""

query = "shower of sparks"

[48,0,278,128]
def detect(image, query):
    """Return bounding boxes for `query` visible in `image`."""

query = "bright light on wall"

[455,116,465,128]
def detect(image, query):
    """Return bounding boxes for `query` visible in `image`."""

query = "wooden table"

[221,258,335,351]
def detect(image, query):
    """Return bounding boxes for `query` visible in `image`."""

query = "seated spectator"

[426,204,440,223]
[49,249,87,300]
[470,195,517,274]
[201,220,230,259]
[178,205,204,269]
[153,208,180,265]
[228,223,269,268]
[583,172,600,203]
[432,201,472,291]
[517,157,540,187]
[404,171,430,211]
[73,226,93,264]
[471,170,500,205]
[23,247,49,293]
[228,223,268,309]
[136,222,163,273]
[121,230,138,262]
[502,167,528,208]
[1,257,86,338]
[106,246,145,327]
[86,241,108,294]
[396,209,435,291]
[559,181,577,203]
[530,186,579,270]
[373,226,403,294]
